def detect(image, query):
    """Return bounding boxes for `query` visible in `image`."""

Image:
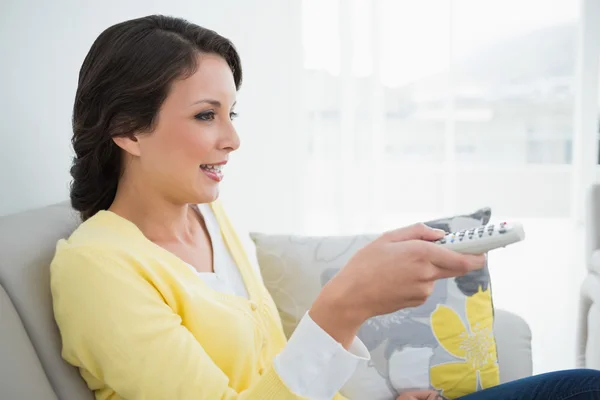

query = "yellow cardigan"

[50,201,346,400]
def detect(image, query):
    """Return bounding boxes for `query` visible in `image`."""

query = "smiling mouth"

[200,163,224,182]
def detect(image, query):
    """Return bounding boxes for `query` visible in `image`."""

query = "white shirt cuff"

[273,311,370,400]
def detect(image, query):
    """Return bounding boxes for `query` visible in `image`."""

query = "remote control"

[434,221,525,254]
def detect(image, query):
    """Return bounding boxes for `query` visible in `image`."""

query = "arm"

[274,311,369,400]
[51,248,303,400]
[217,202,368,399]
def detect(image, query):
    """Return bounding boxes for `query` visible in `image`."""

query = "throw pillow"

[250,208,499,400]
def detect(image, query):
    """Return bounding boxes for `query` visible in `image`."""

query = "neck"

[108,175,199,244]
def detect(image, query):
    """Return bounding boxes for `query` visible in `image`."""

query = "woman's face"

[123,53,240,205]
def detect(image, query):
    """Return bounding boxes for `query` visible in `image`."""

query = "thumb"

[384,223,446,243]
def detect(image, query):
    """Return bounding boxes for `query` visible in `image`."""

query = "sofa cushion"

[0,202,93,400]
[493,309,533,383]
[251,208,500,400]
[0,285,58,400]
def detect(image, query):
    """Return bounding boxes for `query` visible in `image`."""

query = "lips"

[200,163,225,182]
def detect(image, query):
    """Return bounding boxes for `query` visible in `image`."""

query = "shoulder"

[50,243,140,299]
[50,235,162,329]
[63,210,142,248]
[51,211,151,288]
[53,209,151,265]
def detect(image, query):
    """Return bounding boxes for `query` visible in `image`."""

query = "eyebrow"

[191,99,237,108]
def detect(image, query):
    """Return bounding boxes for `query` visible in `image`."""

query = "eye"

[195,111,215,121]
[230,111,238,120]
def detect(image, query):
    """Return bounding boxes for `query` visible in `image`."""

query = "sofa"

[578,184,600,369]
[0,201,533,399]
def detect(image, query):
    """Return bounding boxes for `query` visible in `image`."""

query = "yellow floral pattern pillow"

[430,288,500,399]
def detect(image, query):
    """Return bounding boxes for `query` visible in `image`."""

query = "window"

[301,0,579,226]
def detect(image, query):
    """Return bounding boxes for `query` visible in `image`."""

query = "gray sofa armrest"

[494,309,533,383]
[589,250,600,275]
[577,272,600,369]
[0,285,58,400]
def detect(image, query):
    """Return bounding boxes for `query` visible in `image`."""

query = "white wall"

[0,0,305,233]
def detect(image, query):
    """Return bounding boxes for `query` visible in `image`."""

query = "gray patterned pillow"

[250,207,499,400]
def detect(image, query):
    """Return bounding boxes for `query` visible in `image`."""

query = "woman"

[50,14,600,400]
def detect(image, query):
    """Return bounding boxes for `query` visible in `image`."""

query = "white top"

[188,204,370,399]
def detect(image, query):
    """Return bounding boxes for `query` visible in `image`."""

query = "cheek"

[146,121,213,167]
[176,123,215,162]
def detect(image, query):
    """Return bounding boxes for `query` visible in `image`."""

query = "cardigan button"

[249,301,258,311]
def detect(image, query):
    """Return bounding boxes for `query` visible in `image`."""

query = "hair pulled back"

[70,15,242,221]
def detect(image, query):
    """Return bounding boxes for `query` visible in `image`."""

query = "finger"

[424,243,486,276]
[428,392,447,400]
[384,223,446,243]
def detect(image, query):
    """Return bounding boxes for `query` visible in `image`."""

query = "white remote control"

[434,221,525,254]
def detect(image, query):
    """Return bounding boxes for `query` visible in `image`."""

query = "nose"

[221,119,240,152]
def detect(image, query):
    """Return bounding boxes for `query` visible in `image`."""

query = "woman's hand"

[397,390,448,400]
[309,223,486,347]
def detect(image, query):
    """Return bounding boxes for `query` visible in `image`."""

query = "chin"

[193,187,220,204]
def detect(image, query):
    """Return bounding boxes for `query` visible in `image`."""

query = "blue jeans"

[457,369,600,400]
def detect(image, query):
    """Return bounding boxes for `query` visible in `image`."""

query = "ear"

[112,135,141,157]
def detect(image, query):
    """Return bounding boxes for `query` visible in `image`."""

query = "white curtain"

[298,0,593,375]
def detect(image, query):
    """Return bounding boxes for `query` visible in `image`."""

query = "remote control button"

[499,228,506,234]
